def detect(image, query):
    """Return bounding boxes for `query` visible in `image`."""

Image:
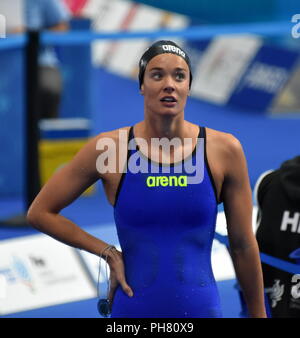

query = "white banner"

[0,234,96,315]
[191,35,262,104]
[84,0,189,74]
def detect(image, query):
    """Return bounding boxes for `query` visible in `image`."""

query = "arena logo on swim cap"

[162,45,185,58]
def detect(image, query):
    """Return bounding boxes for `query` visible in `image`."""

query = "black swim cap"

[138,40,193,89]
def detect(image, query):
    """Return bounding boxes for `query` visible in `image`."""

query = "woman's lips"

[160,100,177,107]
[160,96,177,107]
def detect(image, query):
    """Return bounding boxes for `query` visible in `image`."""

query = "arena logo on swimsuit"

[162,45,186,58]
[95,130,205,185]
[146,175,187,187]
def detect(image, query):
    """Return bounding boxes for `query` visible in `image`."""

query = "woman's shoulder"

[94,126,131,142]
[205,126,244,156]
[205,126,241,145]
[76,126,131,158]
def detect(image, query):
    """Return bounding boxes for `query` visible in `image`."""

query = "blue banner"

[0,47,25,197]
[228,45,300,111]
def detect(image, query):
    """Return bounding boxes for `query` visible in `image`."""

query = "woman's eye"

[175,72,185,80]
[151,72,162,79]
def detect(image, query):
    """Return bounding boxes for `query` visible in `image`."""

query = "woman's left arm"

[221,135,267,318]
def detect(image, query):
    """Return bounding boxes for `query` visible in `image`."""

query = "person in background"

[0,0,71,119]
[255,156,300,318]
[25,0,71,119]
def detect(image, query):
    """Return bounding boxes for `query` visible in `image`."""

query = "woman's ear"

[140,84,144,95]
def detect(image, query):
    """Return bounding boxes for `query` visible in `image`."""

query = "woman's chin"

[158,108,182,117]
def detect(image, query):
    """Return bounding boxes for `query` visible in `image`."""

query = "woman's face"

[141,53,190,117]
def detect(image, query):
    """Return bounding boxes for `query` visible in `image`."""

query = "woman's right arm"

[27,133,133,298]
[27,135,108,255]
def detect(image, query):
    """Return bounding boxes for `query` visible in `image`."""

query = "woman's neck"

[142,114,186,140]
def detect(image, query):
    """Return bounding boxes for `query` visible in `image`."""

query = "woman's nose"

[163,76,175,92]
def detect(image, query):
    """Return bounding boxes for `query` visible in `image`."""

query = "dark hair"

[138,40,193,89]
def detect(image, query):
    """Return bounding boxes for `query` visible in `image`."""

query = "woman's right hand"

[106,248,133,308]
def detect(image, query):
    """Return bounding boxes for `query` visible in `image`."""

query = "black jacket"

[255,156,300,318]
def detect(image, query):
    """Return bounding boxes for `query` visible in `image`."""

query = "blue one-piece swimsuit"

[111,125,222,318]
